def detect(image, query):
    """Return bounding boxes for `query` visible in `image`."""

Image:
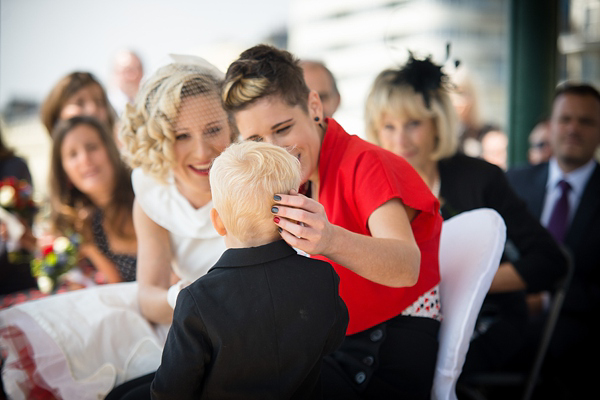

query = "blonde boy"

[152,141,348,400]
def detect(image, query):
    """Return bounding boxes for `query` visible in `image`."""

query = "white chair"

[431,208,507,400]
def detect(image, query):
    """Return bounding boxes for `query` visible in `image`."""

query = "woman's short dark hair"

[222,44,310,113]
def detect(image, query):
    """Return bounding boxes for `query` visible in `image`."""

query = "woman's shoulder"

[439,153,504,179]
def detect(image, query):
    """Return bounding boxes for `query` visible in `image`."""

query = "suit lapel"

[529,164,549,219]
[565,163,600,245]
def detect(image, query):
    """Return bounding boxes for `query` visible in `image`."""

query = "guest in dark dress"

[40,71,117,139]
[0,127,37,295]
[1,116,137,309]
[48,115,137,283]
[364,55,567,377]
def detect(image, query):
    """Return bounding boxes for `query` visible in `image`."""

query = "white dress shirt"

[540,158,597,228]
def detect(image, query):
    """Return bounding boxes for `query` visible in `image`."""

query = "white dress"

[0,168,226,400]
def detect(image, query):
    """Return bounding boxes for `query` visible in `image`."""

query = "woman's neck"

[87,191,112,210]
[175,180,212,210]
[420,160,440,198]
[309,120,326,199]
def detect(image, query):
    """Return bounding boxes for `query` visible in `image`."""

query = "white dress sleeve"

[131,168,226,283]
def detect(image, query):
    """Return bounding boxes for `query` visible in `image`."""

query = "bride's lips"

[188,164,211,176]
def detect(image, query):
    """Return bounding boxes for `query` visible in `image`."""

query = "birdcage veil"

[119,55,237,183]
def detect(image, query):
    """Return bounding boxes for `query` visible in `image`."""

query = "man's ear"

[210,208,227,237]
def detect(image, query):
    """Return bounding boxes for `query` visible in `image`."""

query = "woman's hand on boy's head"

[271,190,334,256]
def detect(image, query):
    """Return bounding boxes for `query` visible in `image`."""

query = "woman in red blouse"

[223,45,443,399]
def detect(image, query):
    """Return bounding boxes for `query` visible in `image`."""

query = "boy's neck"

[224,233,280,249]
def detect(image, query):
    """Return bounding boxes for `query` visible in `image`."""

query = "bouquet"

[0,177,37,224]
[30,233,82,294]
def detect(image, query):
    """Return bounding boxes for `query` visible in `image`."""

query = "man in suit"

[506,83,600,399]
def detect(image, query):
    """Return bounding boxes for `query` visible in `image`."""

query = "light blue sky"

[0,0,289,109]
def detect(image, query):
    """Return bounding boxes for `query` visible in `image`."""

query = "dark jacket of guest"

[438,154,567,374]
[439,153,567,291]
[506,161,600,318]
[0,157,32,184]
[151,239,349,400]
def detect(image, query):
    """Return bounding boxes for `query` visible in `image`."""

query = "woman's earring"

[314,116,320,122]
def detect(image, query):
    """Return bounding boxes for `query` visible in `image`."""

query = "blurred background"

[1,0,599,199]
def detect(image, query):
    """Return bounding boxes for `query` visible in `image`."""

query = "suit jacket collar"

[528,163,550,219]
[548,157,597,201]
[209,239,298,271]
[566,162,600,245]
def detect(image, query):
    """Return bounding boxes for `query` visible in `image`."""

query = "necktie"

[546,180,571,243]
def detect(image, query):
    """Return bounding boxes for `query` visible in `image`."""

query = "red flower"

[41,245,53,257]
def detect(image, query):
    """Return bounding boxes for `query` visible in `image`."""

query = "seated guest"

[1,116,136,309]
[108,49,144,117]
[300,60,341,118]
[506,83,600,399]
[40,71,117,137]
[152,140,348,399]
[448,63,489,157]
[48,116,137,283]
[528,119,553,165]
[0,127,37,295]
[480,126,508,171]
[364,55,567,377]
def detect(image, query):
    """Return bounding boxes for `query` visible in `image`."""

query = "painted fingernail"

[273,195,281,201]
[271,206,279,213]
[273,217,280,223]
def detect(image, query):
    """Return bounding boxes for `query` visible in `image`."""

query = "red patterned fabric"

[0,325,58,399]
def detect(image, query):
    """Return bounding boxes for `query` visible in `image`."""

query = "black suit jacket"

[151,240,349,400]
[506,161,600,317]
[438,154,567,292]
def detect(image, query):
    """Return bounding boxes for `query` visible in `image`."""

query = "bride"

[0,60,236,399]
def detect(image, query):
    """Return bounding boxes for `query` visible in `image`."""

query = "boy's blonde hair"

[210,141,301,243]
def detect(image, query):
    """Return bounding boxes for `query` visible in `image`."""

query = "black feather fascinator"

[391,52,450,109]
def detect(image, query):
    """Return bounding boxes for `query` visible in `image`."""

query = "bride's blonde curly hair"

[119,63,237,182]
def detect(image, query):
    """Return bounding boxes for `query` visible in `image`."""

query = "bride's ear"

[210,208,227,237]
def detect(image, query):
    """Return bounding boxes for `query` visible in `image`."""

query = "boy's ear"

[210,208,227,237]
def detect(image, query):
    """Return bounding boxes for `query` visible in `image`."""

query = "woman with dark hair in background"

[48,116,137,283]
[1,116,136,309]
[40,71,117,137]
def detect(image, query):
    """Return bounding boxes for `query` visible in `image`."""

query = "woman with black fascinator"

[365,55,567,380]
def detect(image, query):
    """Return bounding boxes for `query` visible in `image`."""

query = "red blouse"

[313,119,442,335]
